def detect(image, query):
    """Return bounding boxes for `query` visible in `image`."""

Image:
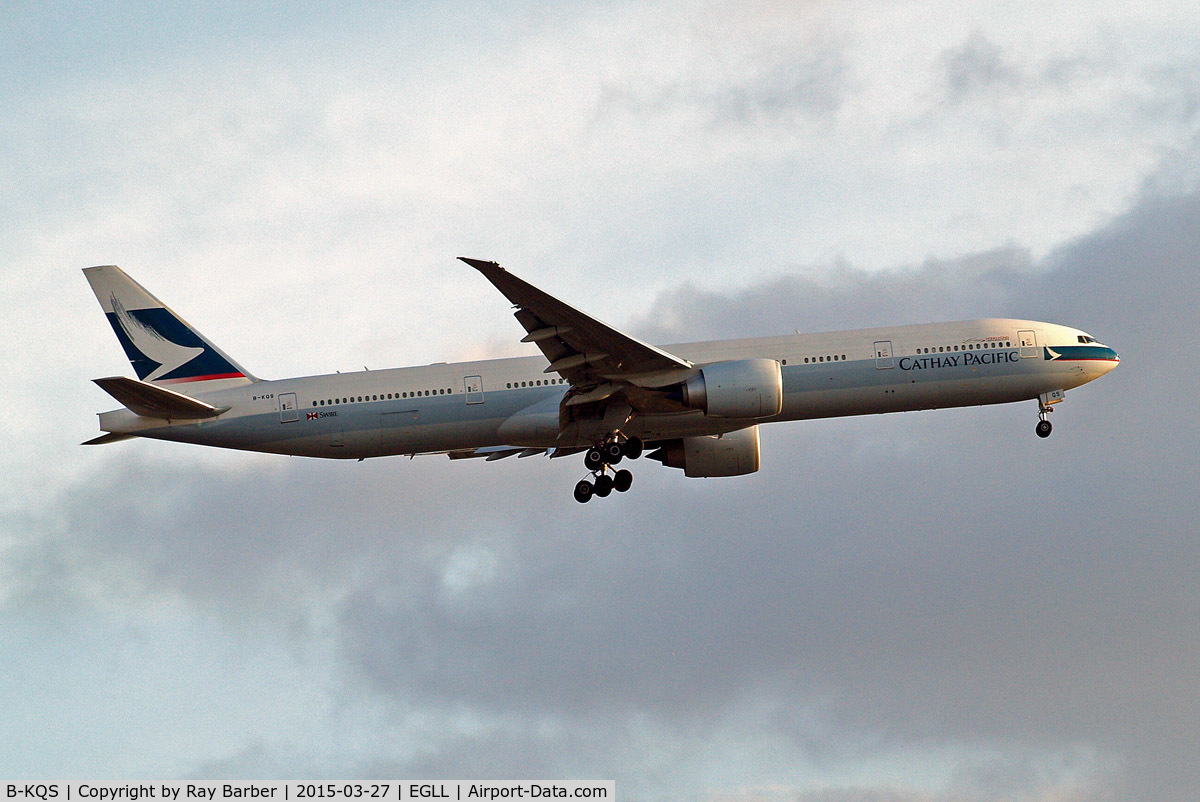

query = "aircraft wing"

[461,258,693,386]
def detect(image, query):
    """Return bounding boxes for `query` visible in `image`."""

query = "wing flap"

[93,376,228,420]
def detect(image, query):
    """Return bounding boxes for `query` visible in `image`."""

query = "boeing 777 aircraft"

[84,260,1119,502]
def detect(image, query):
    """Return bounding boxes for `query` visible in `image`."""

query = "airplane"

[83,259,1120,502]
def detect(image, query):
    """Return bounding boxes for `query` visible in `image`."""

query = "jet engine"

[648,426,760,477]
[680,358,783,418]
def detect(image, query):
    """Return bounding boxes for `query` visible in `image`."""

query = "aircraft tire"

[604,441,624,464]
[623,437,644,460]
[1036,420,1053,438]
[574,479,595,503]
[584,448,605,471]
[594,474,615,497]
[613,469,633,493]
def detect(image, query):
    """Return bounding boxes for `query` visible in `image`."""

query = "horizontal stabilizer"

[93,376,228,420]
[81,432,136,446]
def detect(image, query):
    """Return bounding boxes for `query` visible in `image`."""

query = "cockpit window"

[1077,335,1097,344]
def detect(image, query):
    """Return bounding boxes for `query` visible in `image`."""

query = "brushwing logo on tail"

[110,295,204,381]
[106,293,243,383]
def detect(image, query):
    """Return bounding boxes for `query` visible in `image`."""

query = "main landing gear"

[573,436,643,503]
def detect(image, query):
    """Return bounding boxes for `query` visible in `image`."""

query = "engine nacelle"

[652,426,761,477]
[681,358,783,418]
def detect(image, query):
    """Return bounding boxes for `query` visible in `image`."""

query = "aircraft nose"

[1094,345,1120,375]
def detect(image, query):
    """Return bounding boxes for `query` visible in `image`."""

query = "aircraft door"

[1018,330,1038,358]
[874,341,894,369]
[279,392,298,422]
[465,375,484,404]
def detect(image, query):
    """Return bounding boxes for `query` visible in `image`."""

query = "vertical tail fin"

[83,265,256,390]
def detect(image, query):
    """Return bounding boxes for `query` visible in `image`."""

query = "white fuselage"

[96,318,1119,459]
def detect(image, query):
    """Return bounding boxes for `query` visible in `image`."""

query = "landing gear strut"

[573,436,642,503]
[1036,397,1054,438]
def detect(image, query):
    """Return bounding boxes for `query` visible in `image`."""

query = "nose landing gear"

[573,436,642,502]
[1035,390,1064,438]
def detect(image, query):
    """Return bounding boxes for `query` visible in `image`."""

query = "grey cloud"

[939,30,1109,108]
[942,32,1022,104]
[595,46,846,131]
[630,246,1038,343]
[712,52,846,124]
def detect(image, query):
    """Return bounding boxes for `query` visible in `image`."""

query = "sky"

[3,1,1199,799]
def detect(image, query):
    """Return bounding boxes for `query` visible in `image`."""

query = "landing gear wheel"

[573,479,595,503]
[613,469,633,493]
[594,474,615,497]
[622,437,644,460]
[584,448,605,471]
[1036,419,1053,438]
[604,441,624,464]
